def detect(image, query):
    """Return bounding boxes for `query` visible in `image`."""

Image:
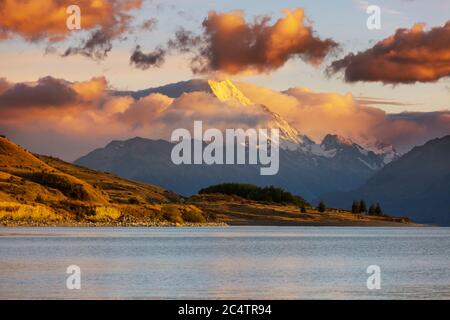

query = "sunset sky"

[1,0,450,160]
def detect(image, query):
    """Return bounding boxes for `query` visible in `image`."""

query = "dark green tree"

[368,204,376,216]
[375,203,383,216]
[351,201,360,213]
[318,200,326,213]
[359,200,367,213]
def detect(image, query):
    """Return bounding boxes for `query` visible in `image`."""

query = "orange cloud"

[0,0,142,42]
[328,21,450,84]
[1,76,449,160]
[236,82,450,152]
[72,77,108,100]
[196,9,337,74]
[152,9,337,75]
[0,77,272,160]
[0,78,12,94]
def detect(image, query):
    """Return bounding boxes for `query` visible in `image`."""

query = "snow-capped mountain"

[360,140,400,164]
[203,79,397,169]
[114,77,400,167]
[88,79,402,199]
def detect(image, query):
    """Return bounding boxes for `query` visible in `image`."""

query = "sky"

[1,0,450,160]
[1,0,450,112]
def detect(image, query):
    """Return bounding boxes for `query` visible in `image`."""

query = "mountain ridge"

[322,135,450,225]
[75,135,388,200]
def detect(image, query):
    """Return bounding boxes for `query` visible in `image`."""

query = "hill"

[0,135,198,225]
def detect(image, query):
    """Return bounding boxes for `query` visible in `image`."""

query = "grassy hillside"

[0,136,208,225]
[189,194,413,226]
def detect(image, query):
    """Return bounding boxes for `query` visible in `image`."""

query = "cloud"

[236,82,450,153]
[167,28,202,53]
[0,78,12,94]
[130,27,200,70]
[353,97,416,107]
[382,111,450,151]
[116,93,173,129]
[0,0,142,42]
[129,45,167,69]
[62,29,115,60]
[136,8,338,74]
[1,76,449,160]
[0,0,144,60]
[158,92,271,129]
[192,9,338,74]
[0,77,78,110]
[141,18,157,31]
[328,21,450,84]
[0,76,271,160]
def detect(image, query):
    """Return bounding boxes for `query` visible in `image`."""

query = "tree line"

[352,200,384,216]
[199,183,309,207]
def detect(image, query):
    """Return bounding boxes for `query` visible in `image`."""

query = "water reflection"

[0,227,449,299]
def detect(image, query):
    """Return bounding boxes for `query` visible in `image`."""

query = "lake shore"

[0,219,424,228]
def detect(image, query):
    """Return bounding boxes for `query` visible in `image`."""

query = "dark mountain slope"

[323,136,450,225]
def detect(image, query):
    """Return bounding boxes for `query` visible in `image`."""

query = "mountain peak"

[208,79,253,106]
[321,134,353,149]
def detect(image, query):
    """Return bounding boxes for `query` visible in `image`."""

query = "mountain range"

[79,79,398,198]
[76,79,449,225]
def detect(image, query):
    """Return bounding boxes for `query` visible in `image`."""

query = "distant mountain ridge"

[76,135,388,201]
[322,135,450,225]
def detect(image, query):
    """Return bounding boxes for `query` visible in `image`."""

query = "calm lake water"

[0,227,449,300]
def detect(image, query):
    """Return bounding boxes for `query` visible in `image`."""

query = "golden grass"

[160,204,206,223]
[0,201,61,221]
[88,206,122,221]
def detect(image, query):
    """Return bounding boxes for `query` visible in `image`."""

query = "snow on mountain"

[207,79,308,150]
[360,140,400,164]
[208,79,253,106]
[204,79,395,169]
[115,78,398,169]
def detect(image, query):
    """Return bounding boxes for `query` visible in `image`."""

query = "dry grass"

[0,201,61,221]
[160,204,207,224]
[191,194,416,226]
[38,155,180,204]
[88,206,122,221]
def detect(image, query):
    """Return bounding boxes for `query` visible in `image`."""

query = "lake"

[0,227,449,299]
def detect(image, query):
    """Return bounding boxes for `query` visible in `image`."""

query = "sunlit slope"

[0,136,182,223]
